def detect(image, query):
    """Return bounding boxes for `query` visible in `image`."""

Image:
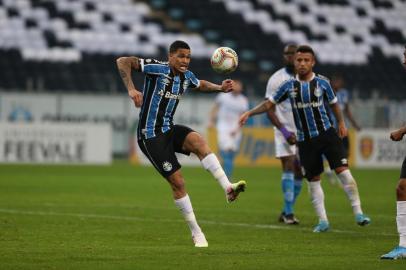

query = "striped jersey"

[269,73,338,142]
[137,58,200,139]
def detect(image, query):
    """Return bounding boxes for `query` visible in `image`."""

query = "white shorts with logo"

[274,128,297,158]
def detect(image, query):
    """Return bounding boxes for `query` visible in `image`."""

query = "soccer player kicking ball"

[116,40,246,248]
[381,45,406,260]
[239,45,370,232]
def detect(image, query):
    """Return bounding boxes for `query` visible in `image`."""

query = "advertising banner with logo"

[355,129,405,168]
[0,123,112,164]
[208,127,279,167]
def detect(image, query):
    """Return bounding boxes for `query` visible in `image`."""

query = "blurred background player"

[324,74,362,184]
[116,40,246,248]
[208,80,249,178]
[381,45,406,260]
[265,44,303,225]
[239,45,370,232]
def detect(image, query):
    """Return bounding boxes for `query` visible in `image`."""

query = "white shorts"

[217,129,242,152]
[274,128,297,158]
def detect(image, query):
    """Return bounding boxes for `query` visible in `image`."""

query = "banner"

[355,129,405,168]
[208,127,279,167]
[0,123,112,164]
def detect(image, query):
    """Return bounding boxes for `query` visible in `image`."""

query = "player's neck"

[297,72,314,82]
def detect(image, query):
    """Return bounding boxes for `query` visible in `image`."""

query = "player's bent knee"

[397,179,406,199]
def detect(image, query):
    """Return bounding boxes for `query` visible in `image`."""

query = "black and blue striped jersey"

[137,58,200,139]
[269,73,337,142]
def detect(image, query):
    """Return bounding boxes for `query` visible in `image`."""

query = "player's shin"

[397,201,406,247]
[282,172,294,214]
[175,194,202,236]
[308,180,328,222]
[201,153,231,191]
[336,169,362,215]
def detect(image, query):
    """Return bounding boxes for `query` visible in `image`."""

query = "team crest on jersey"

[314,87,323,97]
[162,161,173,172]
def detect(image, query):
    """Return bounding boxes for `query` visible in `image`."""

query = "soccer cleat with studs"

[226,180,247,203]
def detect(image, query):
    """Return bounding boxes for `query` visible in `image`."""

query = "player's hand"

[221,79,234,93]
[287,133,296,145]
[239,111,250,127]
[390,129,405,141]
[129,88,143,108]
[338,122,348,138]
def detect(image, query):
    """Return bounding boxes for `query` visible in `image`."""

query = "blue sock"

[293,178,303,204]
[281,172,294,215]
[220,150,235,178]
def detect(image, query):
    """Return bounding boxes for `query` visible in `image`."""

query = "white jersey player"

[264,44,303,225]
[209,80,249,178]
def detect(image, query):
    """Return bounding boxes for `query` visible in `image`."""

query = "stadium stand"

[0,0,405,98]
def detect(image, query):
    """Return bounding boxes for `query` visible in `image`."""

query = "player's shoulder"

[184,70,197,79]
[270,67,293,80]
[315,74,331,87]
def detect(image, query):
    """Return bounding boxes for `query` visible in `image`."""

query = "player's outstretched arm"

[116,56,143,108]
[239,100,274,127]
[330,102,348,138]
[390,125,406,141]
[198,79,234,93]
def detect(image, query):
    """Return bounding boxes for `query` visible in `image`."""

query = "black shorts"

[400,156,406,179]
[298,128,348,180]
[342,136,349,158]
[137,125,194,178]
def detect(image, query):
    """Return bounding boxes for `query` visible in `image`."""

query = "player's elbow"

[116,57,126,67]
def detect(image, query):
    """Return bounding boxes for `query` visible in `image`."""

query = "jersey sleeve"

[186,71,200,89]
[265,74,280,98]
[321,79,338,104]
[140,58,167,75]
[269,80,291,104]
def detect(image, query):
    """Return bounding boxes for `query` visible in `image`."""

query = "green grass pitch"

[0,161,405,269]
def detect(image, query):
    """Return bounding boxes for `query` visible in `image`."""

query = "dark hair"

[296,45,315,56]
[169,40,190,53]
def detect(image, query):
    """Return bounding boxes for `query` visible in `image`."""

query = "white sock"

[308,181,328,222]
[174,194,202,236]
[336,170,362,215]
[201,153,231,191]
[397,201,406,247]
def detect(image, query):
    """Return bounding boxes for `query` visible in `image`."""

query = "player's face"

[283,46,296,68]
[294,52,315,77]
[169,48,191,74]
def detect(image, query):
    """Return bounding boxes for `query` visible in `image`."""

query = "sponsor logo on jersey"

[158,90,181,100]
[294,100,323,109]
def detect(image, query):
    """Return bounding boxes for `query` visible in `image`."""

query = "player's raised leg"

[182,131,246,202]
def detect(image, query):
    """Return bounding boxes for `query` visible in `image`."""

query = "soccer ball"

[210,47,238,74]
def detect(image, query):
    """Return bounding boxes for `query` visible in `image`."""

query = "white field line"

[0,208,397,236]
